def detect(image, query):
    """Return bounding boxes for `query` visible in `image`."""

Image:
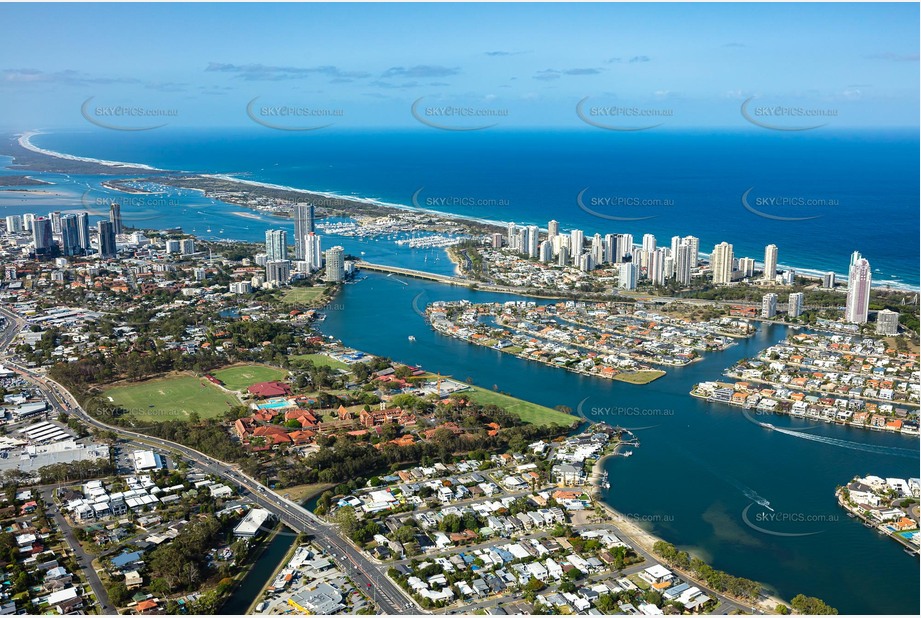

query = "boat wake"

[742,409,915,459]
[680,446,774,511]
[769,424,916,459]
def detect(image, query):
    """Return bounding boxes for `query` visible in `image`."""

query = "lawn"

[290,353,349,370]
[212,364,289,392]
[281,286,327,305]
[613,370,666,385]
[104,375,240,423]
[464,384,578,427]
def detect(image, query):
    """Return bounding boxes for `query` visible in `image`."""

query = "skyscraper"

[97,220,116,258]
[648,248,666,285]
[265,229,288,261]
[293,202,315,260]
[557,245,570,267]
[621,234,634,260]
[675,243,693,285]
[76,212,91,252]
[876,309,899,335]
[506,223,518,252]
[265,260,292,285]
[109,202,123,235]
[5,215,22,234]
[681,235,699,265]
[570,229,584,255]
[762,293,778,318]
[547,220,559,239]
[60,214,79,256]
[822,272,836,289]
[49,211,62,234]
[642,233,657,254]
[618,262,637,290]
[32,216,53,255]
[22,213,35,232]
[591,233,604,266]
[527,225,540,258]
[739,257,756,278]
[539,240,553,262]
[711,242,734,284]
[305,232,323,271]
[845,257,871,324]
[788,292,804,317]
[763,244,778,282]
[325,246,345,282]
[603,234,617,264]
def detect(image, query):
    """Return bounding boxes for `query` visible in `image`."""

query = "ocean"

[22,127,921,289]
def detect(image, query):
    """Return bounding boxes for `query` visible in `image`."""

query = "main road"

[0,307,418,615]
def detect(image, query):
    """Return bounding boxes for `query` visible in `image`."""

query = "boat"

[759,422,775,431]
[621,451,633,457]
[408,335,416,342]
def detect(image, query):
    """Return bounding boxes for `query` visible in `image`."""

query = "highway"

[0,307,419,615]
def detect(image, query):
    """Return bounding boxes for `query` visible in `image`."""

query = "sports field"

[281,287,326,305]
[289,353,349,370]
[212,364,289,391]
[104,375,240,423]
[463,384,578,427]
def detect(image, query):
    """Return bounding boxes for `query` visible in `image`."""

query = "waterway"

[318,272,919,615]
[221,526,297,614]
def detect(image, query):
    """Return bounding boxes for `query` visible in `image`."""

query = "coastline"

[590,455,787,614]
[11,130,918,292]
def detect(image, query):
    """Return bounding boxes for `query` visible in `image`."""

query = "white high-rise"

[621,234,634,261]
[682,235,699,266]
[527,225,540,258]
[618,262,637,290]
[325,246,345,282]
[570,229,584,255]
[304,232,323,271]
[5,215,23,234]
[647,248,666,285]
[788,292,804,317]
[711,242,734,285]
[507,223,518,252]
[845,257,871,324]
[591,234,604,266]
[547,220,559,239]
[675,243,693,285]
[763,244,778,282]
[265,229,287,261]
[762,293,778,318]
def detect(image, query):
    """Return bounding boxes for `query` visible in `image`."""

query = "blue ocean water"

[28,128,920,288]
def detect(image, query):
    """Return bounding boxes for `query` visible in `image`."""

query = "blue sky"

[1,2,918,130]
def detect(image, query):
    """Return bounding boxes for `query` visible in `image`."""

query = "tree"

[791,595,838,615]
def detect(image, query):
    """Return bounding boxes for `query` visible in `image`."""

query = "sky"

[0,2,918,130]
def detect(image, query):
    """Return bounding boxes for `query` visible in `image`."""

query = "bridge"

[357,261,473,286]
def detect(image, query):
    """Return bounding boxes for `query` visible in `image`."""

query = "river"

[318,272,919,615]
